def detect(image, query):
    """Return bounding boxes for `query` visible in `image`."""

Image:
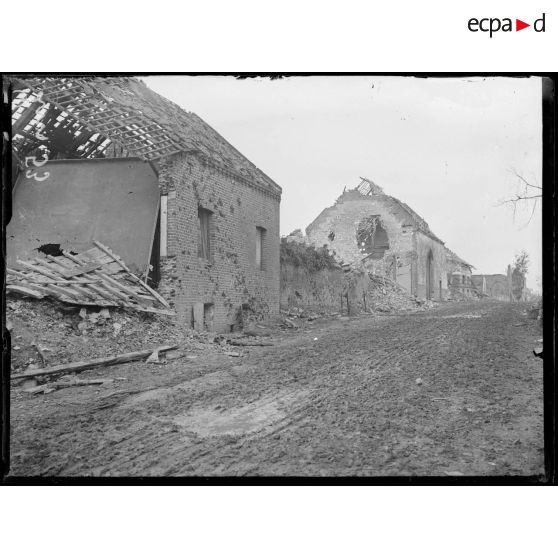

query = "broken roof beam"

[11,78,130,157]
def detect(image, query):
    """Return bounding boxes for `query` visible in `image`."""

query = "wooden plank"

[52,253,137,306]
[33,259,98,302]
[61,261,103,278]
[10,263,99,285]
[93,240,171,309]
[84,282,126,305]
[14,259,108,304]
[16,260,64,281]
[229,339,274,347]
[6,285,46,299]
[7,281,52,295]
[50,256,129,303]
[7,268,32,279]
[19,279,101,285]
[91,240,130,271]
[90,272,136,303]
[28,280,81,301]
[95,271,153,306]
[12,345,179,380]
[138,280,172,309]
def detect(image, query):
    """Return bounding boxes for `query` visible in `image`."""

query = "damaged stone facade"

[305,178,467,301]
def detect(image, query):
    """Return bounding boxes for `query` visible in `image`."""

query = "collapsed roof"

[445,247,474,270]
[9,75,281,196]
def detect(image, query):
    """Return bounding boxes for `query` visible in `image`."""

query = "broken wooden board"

[12,345,179,380]
[7,243,174,316]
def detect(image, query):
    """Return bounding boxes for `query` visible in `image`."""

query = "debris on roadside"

[24,377,122,396]
[228,338,274,347]
[527,301,542,320]
[7,294,223,377]
[7,241,174,316]
[165,350,186,361]
[12,345,179,382]
[146,350,161,364]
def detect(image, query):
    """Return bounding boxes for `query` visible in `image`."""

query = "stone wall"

[158,152,280,332]
[414,231,448,301]
[280,263,346,313]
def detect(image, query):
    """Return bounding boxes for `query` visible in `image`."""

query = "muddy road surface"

[9,301,544,477]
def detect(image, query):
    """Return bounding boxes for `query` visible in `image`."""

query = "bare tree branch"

[509,168,542,190]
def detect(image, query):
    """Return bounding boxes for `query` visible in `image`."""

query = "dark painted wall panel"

[7,157,159,276]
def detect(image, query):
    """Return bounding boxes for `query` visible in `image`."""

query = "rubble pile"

[6,297,218,377]
[365,282,430,314]
[346,268,430,315]
[280,306,330,329]
[235,297,272,330]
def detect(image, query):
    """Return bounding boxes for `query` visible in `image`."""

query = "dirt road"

[8,301,544,477]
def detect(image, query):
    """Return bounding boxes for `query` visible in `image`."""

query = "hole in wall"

[356,216,390,260]
[37,243,64,257]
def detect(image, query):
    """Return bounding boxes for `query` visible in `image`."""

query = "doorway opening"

[426,249,434,300]
[203,303,215,331]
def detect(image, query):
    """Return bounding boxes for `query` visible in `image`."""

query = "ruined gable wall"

[305,191,414,289]
[158,152,280,332]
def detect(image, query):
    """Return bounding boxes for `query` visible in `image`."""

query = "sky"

[144,75,542,292]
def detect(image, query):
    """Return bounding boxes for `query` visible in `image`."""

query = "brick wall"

[158,152,280,332]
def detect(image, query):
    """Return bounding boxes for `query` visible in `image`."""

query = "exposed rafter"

[8,75,282,197]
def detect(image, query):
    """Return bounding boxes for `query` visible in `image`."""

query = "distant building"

[305,178,471,301]
[445,248,476,299]
[7,76,282,331]
[471,273,511,301]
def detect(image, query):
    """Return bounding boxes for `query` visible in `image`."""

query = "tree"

[513,250,529,274]
[501,169,542,225]
[511,250,529,301]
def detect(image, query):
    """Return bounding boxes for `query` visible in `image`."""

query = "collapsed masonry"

[280,236,427,318]
[7,76,282,332]
[303,178,476,301]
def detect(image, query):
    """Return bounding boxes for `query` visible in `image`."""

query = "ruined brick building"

[305,178,472,301]
[7,76,281,331]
